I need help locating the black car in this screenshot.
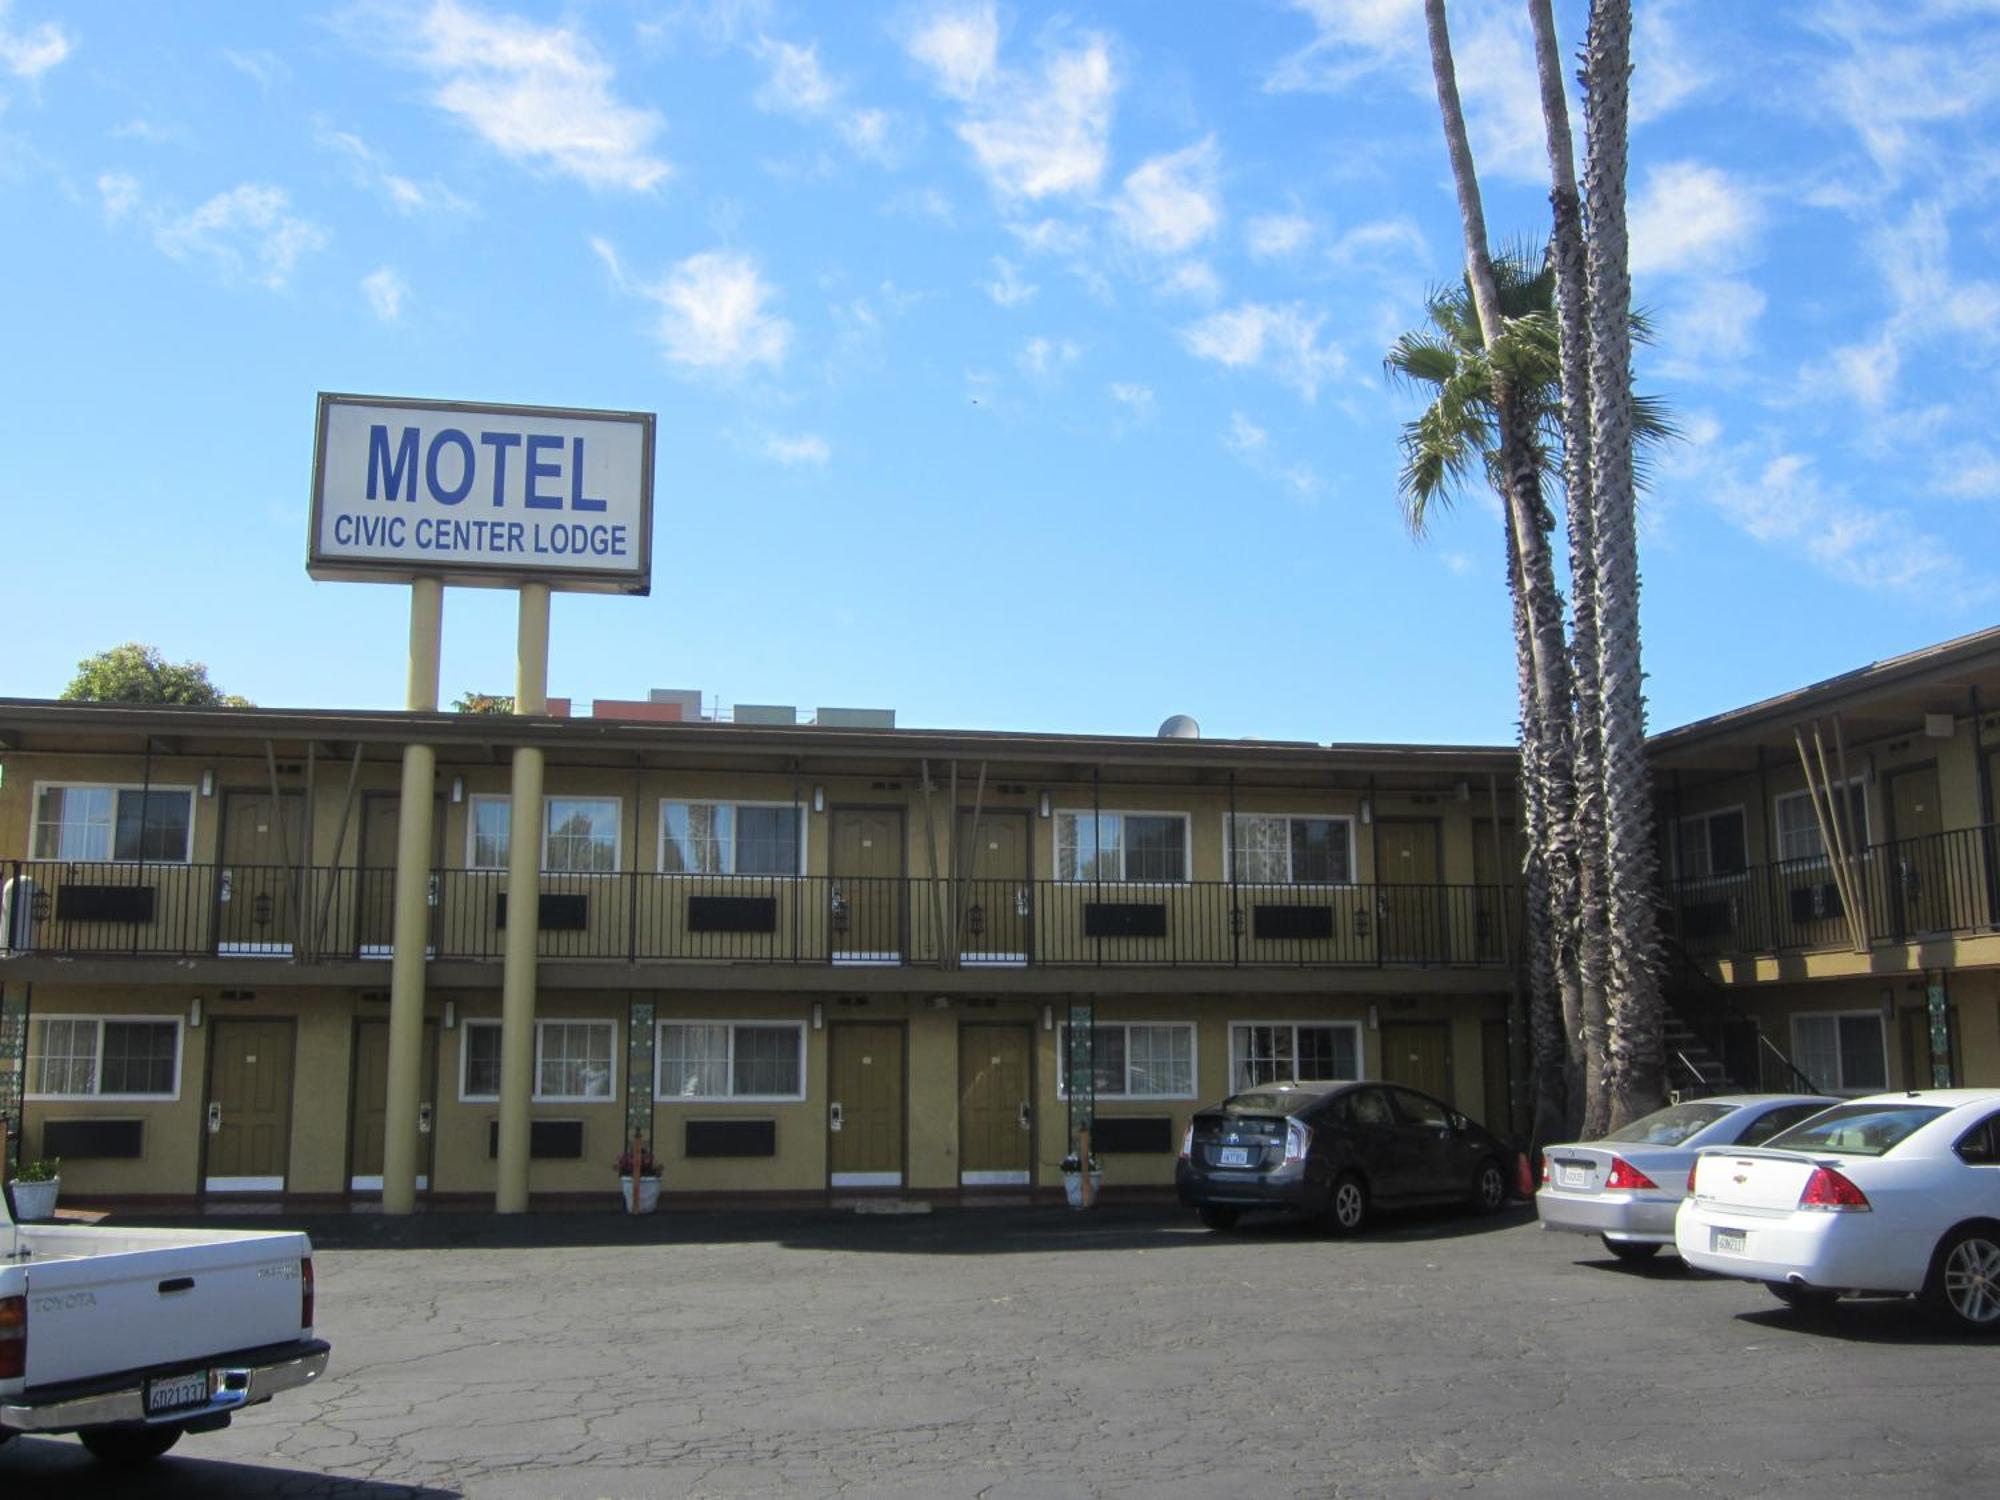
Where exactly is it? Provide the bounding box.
[1175,1079,1513,1232]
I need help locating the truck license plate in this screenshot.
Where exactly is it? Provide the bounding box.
[1712,1228,1747,1255]
[1218,1147,1250,1167]
[145,1369,211,1416]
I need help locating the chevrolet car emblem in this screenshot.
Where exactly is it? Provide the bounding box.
[1732,1174,1747,1184]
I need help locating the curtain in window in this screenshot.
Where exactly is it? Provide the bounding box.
[660,1023,729,1097]
[731,1026,800,1095]
[1230,815,1289,883]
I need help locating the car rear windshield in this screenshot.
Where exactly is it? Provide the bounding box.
[1601,1102,1737,1147]
[1764,1103,1948,1158]
[1227,1091,1315,1114]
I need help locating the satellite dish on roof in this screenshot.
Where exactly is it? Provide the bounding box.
[1158,714,1201,740]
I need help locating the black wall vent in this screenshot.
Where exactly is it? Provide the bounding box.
[487,1119,586,1159]
[1253,904,1334,941]
[494,893,591,931]
[1091,1116,1174,1154]
[1083,903,1168,939]
[685,1119,778,1158]
[57,884,156,924]
[687,896,779,934]
[42,1118,145,1159]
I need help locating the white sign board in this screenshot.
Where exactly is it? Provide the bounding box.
[309,393,655,595]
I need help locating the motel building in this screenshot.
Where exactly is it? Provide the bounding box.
[3,625,2000,1209]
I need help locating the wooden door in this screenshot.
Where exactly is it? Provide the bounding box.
[958,809,1030,963]
[1480,1018,1512,1134]
[349,1020,439,1191]
[1376,819,1442,962]
[1901,1004,1960,1089]
[356,794,444,955]
[1885,764,1948,936]
[1380,1021,1454,1103]
[218,789,305,954]
[829,1023,905,1186]
[830,809,905,959]
[958,1024,1032,1184]
[205,1020,295,1191]
[1471,819,1517,963]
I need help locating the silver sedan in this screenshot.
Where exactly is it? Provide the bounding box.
[1536,1094,1835,1262]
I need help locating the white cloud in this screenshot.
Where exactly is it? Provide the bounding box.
[1224,410,1267,454]
[1328,216,1428,268]
[113,118,188,145]
[0,5,71,79]
[1017,334,1080,378]
[1659,276,1767,369]
[905,3,998,102]
[1182,302,1347,402]
[1007,216,1089,257]
[1935,443,2000,501]
[362,265,409,322]
[1114,136,1220,255]
[1109,381,1155,421]
[318,125,475,217]
[1632,1,1712,125]
[153,184,328,290]
[97,171,139,223]
[1222,408,1321,504]
[1629,161,1762,277]
[1441,551,1475,576]
[400,0,669,191]
[593,240,791,373]
[222,48,289,92]
[984,256,1037,307]
[1265,0,1420,92]
[1159,260,1221,300]
[1807,3,2000,184]
[1246,212,1312,260]
[754,36,837,115]
[766,432,830,466]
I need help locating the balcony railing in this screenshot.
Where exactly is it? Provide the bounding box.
[1670,823,2000,962]
[0,861,1513,970]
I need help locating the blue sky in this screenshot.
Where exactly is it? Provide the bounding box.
[2,0,1997,745]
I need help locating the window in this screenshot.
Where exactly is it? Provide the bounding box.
[1226,814,1354,884]
[1675,808,1747,879]
[1737,1101,1830,1148]
[1055,1023,1195,1098]
[460,1019,618,1102]
[1791,1012,1888,1095]
[32,784,194,863]
[1391,1088,1449,1128]
[1054,812,1188,882]
[656,1022,805,1100]
[27,1016,181,1099]
[660,802,804,876]
[466,797,622,872]
[1767,1102,1944,1157]
[1775,784,1868,865]
[1230,1022,1362,1091]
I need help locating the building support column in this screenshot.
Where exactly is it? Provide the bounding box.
[383,577,443,1215]
[496,584,551,1213]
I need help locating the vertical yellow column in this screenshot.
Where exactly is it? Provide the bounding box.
[383,577,444,1215]
[495,583,551,1213]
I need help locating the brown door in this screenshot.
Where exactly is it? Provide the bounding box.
[1900,1004,1960,1089]
[830,808,905,959]
[349,1019,439,1191]
[205,1020,295,1191]
[1471,819,1517,963]
[218,789,306,953]
[1376,819,1443,962]
[829,1023,905,1186]
[1885,764,1948,936]
[1380,1021,1454,1103]
[957,809,1030,963]
[356,794,445,955]
[1480,1017,1512,1134]
[958,1024,1032,1183]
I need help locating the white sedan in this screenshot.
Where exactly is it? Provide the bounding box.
[1677,1089,2000,1331]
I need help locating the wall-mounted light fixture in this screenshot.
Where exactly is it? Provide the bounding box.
[450,775,465,804]
[811,1000,824,1030]
[1359,798,1373,825]
[1038,791,1052,819]
[199,770,216,798]
[443,999,457,1030]
[1042,1003,1055,1032]
[813,785,825,814]
[188,995,204,1029]
[1366,1003,1379,1030]
[1455,780,1471,802]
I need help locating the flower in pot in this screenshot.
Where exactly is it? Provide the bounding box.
[1058,1152,1102,1210]
[8,1156,61,1222]
[616,1146,662,1214]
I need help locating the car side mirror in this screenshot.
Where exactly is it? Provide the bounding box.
[1449,1113,1468,1133]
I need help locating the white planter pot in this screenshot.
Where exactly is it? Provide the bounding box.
[9,1177,60,1222]
[1061,1171,1103,1210]
[620,1175,661,1214]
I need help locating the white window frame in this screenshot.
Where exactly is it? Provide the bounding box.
[1221,812,1357,886]
[653,1020,808,1103]
[1790,1010,1889,1097]
[1054,1021,1198,1100]
[1228,1020,1366,1093]
[1051,810,1193,884]
[1773,782,1869,866]
[457,1018,620,1103]
[656,800,809,877]
[28,781,197,864]
[25,1014,185,1101]
[464,795,625,873]
[1674,804,1748,881]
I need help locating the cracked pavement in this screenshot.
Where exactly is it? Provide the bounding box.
[2,1202,1995,1497]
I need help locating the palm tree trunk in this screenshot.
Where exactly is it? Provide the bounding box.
[1581,0,1665,1128]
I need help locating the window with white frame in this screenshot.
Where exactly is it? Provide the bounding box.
[1676,807,1748,879]
[1056,1023,1195,1098]
[1791,1012,1888,1095]
[656,1022,806,1100]
[1226,814,1354,884]
[1230,1022,1362,1091]
[32,784,194,863]
[1774,784,1868,865]
[466,797,622,872]
[459,1019,617,1102]
[1054,812,1188,882]
[659,802,804,876]
[27,1016,182,1098]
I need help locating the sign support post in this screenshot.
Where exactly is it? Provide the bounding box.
[382,577,443,1215]
[495,582,551,1214]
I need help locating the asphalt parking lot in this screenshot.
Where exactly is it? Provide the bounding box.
[4,1200,1995,1498]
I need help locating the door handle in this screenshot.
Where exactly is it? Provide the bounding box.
[1018,1101,1032,1131]
[418,1103,434,1135]
[219,868,234,903]
[829,1101,844,1132]
[207,1102,223,1134]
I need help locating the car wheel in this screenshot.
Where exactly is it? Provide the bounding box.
[1766,1281,1840,1312]
[1470,1157,1508,1214]
[1324,1173,1370,1236]
[1923,1226,2000,1334]
[1601,1237,1662,1263]
[80,1425,184,1465]
[1198,1206,1240,1231]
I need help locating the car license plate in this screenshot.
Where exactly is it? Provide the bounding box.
[1218,1147,1250,1167]
[1557,1165,1590,1189]
[145,1369,210,1416]
[1712,1228,1747,1255]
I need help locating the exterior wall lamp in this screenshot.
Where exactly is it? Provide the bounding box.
[450,775,465,804]
[443,1000,457,1030]
[1038,792,1051,819]
[188,995,204,1029]
[813,785,825,813]
[811,1001,824,1030]
[199,770,215,798]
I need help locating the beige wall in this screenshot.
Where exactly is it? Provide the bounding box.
[1736,969,2000,1093]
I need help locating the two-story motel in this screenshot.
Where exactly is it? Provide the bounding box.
[5,624,2000,1208]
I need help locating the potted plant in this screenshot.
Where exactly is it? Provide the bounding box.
[616,1145,662,1214]
[9,1156,61,1221]
[1058,1151,1101,1210]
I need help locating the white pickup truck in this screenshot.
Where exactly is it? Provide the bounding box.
[0,1180,330,1465]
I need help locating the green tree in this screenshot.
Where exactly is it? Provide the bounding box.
[452,692,516,714]
[61,643,251,707]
